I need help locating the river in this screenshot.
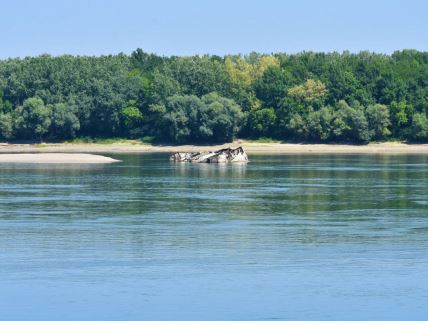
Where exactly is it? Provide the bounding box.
[1,153,427,321]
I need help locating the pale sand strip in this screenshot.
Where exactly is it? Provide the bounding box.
[0,142,428,155]
[0,153,120,164]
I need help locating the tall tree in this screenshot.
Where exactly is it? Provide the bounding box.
[14,97,52,140]
[365,104,391,140]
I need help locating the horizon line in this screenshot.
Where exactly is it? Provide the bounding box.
[0,48,426,60]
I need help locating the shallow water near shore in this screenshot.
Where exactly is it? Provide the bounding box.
[1,153,427,321]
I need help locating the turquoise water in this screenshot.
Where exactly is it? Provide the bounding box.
[0,153,427,321]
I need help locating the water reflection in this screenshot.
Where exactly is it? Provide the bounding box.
[172,161,247,178]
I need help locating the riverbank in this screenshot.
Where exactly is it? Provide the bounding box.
[0,141,428,154]
[0,153,120,163]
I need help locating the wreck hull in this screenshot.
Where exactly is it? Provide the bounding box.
[170,147,248,163]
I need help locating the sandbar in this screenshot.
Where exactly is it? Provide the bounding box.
[0,153,120,164]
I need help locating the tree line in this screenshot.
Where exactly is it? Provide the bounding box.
[0,49,427,143]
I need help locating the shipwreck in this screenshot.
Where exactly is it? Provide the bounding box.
[170,147,249,163]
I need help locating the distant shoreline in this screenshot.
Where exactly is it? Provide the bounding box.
[1,141,428,155]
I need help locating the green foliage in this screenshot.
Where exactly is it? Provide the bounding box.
[199,92,244,142]
[248,108,276,137]
[365,104,391,140]
[288,79,327,106]
[306,107,334,141]
[390,101,413,136]
[147,70,181,104]
[0,49,427,143]
[245,137,281,143]
[409,113,428,142]
[141,136,155,144]
[0,113,13,140]
[158,95,202,143]
[254,65,290,109]
[120,100,143,137]
[0,98,13,113]
[286,107,335,142]
[158,93,243,144]
[324,64,368,105]
[67,137,146,144]
[50,102,80,139]
[332,101,370,143]
[287,113,309,140]
[14,97,52,140]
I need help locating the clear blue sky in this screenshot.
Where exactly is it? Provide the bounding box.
[1,0,427,58]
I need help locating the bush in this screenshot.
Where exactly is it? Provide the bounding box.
[332,101,370,143]
[365,104,391,140]
[0,113,13,140]
[248,108,276,137]
[408,113,428,142]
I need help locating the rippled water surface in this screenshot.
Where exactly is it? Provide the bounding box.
[1,153,428,321]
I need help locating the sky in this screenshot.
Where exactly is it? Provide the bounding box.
[0,0,427,58]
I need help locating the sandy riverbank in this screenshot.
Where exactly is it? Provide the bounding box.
[0,141,428,155]
[0,153,120,163]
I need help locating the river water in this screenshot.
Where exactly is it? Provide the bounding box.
[0,153,427,321]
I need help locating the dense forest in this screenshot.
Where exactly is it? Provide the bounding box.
[0,49,427,143]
